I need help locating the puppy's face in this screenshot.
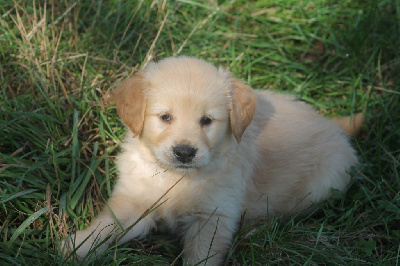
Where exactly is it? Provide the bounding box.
[113,57,257,172]
[142,70,231,170]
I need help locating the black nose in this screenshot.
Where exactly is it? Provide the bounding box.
[173,145,197,163]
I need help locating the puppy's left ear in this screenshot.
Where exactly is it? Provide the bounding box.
[112,73,147,137]
[230,78,257,143]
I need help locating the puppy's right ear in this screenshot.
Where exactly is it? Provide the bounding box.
[230,78,257,143]
[112,73,147,137]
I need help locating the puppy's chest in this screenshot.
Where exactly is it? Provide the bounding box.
[126,171,231,217]
[118,151,246,218]
[150,175,246,221]
[150,175,213,215]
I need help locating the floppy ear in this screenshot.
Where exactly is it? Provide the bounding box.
[230,78,257,143]
[112,73,147,137]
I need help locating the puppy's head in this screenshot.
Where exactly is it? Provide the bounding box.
[113,57,257,171]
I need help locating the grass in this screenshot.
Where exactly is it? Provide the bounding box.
[0,0,399,264]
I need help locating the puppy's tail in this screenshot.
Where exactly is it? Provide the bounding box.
[332,111,365,136]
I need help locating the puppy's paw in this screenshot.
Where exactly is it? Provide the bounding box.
[60,229,108,260]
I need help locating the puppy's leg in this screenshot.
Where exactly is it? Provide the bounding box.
[64,194,155,259]
[181,214,238,265]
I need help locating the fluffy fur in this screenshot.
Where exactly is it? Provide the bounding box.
[63,57,359,265]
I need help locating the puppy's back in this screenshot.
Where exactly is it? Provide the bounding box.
[241,91,357,218]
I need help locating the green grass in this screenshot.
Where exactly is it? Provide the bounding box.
[1,0,399,264]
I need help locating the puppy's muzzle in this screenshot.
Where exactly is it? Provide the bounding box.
[173,145,197,164]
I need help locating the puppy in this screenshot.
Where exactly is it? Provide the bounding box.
[63,57,359,265]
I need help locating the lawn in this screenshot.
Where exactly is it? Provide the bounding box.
[1,0,399,265]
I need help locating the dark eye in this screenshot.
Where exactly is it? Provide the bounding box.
[160,114,171,122]
[200,116,212,126]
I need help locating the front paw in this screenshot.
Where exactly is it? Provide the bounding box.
[61,229,109,260]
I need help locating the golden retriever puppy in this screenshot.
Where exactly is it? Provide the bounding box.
[64,57,359,265]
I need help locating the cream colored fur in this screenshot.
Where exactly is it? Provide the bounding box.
[63,57,358,265]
